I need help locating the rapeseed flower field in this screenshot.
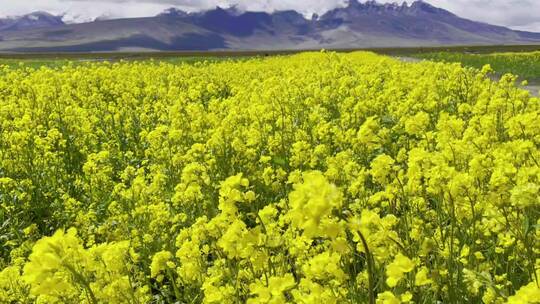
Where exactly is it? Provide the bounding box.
[0,52,538,303]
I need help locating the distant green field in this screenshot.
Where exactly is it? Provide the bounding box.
[412,51,540,80]
[2,44,540,70]
[0,56,248,70]
[0,59,72,69]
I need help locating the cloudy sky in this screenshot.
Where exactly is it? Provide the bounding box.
[1,0,539,32]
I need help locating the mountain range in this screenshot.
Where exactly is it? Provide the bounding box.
[1,0,540,52]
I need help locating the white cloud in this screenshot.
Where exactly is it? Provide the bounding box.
[0,0,539,32]
[0,1,175,21]
[513,22,540,32]
[428,0,540,32]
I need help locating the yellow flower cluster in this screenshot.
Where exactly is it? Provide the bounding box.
[0,51,538,303]
[22,229,149,303]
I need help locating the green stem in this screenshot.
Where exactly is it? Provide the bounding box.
[167,268,182,301]
[358,230,376,304]
[64,263,98,304]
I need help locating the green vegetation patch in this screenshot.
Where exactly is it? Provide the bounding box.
[412,51,540,80]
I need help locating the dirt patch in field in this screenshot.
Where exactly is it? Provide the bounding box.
[522,81,540,96]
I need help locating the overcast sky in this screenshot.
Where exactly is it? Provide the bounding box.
[1,0,539,32]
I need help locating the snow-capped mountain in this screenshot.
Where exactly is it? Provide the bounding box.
[1,1,539,52]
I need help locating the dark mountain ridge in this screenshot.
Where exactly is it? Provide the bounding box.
[0,11,64,32]
[1,0,539,52]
